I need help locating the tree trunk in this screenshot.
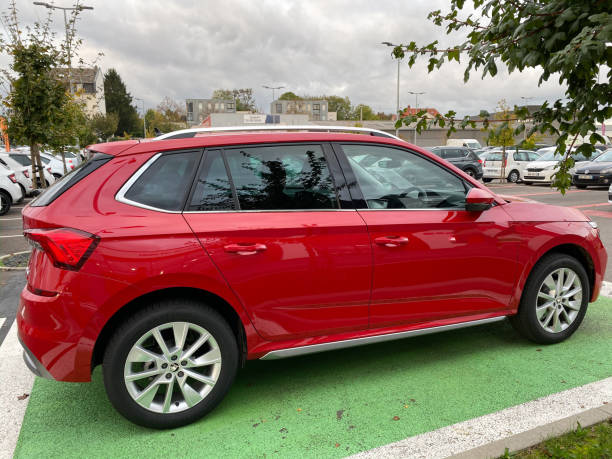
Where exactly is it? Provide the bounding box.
[31,143,47,189]
[501,145,507,183]
[61,151,67,174]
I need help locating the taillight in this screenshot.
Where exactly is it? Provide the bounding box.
[46,167,52,172]
[8,173,17,183]
[478,159,483,164]
[70,164,75,170]
[504,158,508,167]
[23,169,30,178]
[23,228,99,271]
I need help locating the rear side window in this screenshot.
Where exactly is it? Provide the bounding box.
[8,154,30,166]
[30,153,113,207]
[122,151,199,211]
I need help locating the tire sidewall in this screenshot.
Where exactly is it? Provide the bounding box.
[103,302,239,429]
[508,170,519,183]
[0,190,11,215]
[520,255,589,344]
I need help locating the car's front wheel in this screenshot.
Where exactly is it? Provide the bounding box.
[103,300,239,428]
[0,190,11,215]
[509,254,589,344]
[507,170,520,183]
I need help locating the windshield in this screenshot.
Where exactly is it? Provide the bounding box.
[537,151,589,162]
[594,150,612,162]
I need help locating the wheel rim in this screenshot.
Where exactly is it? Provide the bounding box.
[536,268,582,333]
[124,322,222,414]
[466,170,474,177]
[509,171,518,182]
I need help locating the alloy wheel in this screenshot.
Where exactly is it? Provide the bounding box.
[535,267,582,333]
[508,171,519,183]
[123,322,222,414]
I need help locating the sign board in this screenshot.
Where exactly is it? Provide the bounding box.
[243,114,266,124]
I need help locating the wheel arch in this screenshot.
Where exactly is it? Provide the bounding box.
[91,287,249,372]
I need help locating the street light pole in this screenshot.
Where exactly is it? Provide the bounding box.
[33,2,94,94]
[262,85,285,124]
[407,91,425,145]
[520,96,535,140]
[382,42,401,137]
[135,98,146,138]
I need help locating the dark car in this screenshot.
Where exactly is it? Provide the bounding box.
[572,149,612,188]
[429,146,483,179]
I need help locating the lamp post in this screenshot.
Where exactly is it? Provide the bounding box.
[407,91,426,145]
[135,98,146,138]
[33,2,94,93]
[520,96,535,140]
[262,85,285,124]
[381,42,401,137]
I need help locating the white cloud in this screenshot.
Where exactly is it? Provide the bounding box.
[4,0,568,116]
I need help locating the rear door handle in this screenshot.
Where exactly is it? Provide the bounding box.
[374,236,409,247]
[224,243,267,255]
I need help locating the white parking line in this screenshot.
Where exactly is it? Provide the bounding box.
[0,218,23,221]
[0,320,35,459]
[350,378,612,459]
[0,235,23,238]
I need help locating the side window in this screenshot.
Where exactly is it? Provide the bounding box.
[189,151,235,211]
[342,144,469,210]
[123,151,199,211]
[224,145,339,210]
[444,149,461,159]
[528,152,539,161]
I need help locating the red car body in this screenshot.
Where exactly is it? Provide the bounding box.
[18,133,606,382]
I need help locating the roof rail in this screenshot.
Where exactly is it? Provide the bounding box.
[153,125,401,141]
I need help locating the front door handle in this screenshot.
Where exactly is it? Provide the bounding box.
[374,236,409,247]
[224,243,267,255]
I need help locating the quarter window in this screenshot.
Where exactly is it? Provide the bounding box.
[342,144,469,210]
[123,151,199,211]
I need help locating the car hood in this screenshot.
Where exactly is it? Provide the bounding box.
[574,161,612,174]
[527,161,558,169]
[502,201,589,222]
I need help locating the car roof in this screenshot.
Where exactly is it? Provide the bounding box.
[89,132,416,157]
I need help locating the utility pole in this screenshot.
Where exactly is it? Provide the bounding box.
[33,2,94,94]
[262,85,285,124]
[382,42,401,137]
[135,98,146,138]
[407,91,425,145]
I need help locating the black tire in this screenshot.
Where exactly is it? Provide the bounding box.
[507,170,520,183]
[464,168,476,177]
[0,190,11,215]
[509,254,589,344]
[576,185,587,189]
[103,299,239,429]
[53,173,62,179]
[524,181,533,185]
[18,183,26,197]
[482,178,493,183]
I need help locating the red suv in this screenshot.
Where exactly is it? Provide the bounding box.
[18,129,606,428]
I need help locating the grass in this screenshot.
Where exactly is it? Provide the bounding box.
[501,419,612,458]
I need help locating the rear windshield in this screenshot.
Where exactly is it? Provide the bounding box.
[30,152,112,207]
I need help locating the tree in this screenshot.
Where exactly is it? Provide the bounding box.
[279,91,302,100]
[486,99,516,181]
[157,96,186,122]
[144,108,177,135]
[0,1,80,188]
[324,95,353,120]
[352,104,379,121]
[104,68,139,136]
[90,112,119,141]
[212,88,256,111]
[392,0,612,192]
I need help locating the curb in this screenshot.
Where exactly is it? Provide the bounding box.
[0,251,29,271]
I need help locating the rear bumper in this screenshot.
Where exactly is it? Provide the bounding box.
[19,334,54,379]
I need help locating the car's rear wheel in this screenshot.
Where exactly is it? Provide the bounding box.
[507,170,520,183]
[509,254,589,344]
[0,190,11,215]
[103,300,239,428]
[464,168,476,178]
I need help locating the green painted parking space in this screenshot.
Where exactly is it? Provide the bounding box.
[14,298,612,458]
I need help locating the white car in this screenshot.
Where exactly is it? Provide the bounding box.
[482,149,541,183]
[0,155,33,196]
[40,151,76,178]
[2,151,56,187]
[523,150,591,185]
[0,163,24,215]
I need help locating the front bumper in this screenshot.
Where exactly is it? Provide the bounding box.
[573,173,612,187]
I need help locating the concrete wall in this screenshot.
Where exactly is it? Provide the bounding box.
[209,113,309,126]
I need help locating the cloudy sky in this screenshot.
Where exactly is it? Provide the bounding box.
[5,0,570,117]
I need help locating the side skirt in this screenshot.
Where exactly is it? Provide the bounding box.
[259,316,507,360]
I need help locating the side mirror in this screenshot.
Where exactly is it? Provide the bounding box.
[465,188,494,212]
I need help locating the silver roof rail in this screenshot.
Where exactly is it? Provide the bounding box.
[153,125,401,141]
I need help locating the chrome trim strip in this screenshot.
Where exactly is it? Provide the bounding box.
[183,209,356,214]
[154,125,401,141]
[259,316,507,360]
[115,153,182,214]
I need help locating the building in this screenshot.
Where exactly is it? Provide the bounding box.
[52,66,106,116]
[200,112,309,127]
[186,98,237,126]
[271,99,329,121]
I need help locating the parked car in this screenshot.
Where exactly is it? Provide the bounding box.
[0,163,23,215]
[523,150,594,185]
[19,129,606,429]
[0,155,33,196]
[572,149,612,188]
[482,149,540,183]
[429,146,483,179]
[3,151,56,187]
[41,151,76,178]
[446,138,482,149]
